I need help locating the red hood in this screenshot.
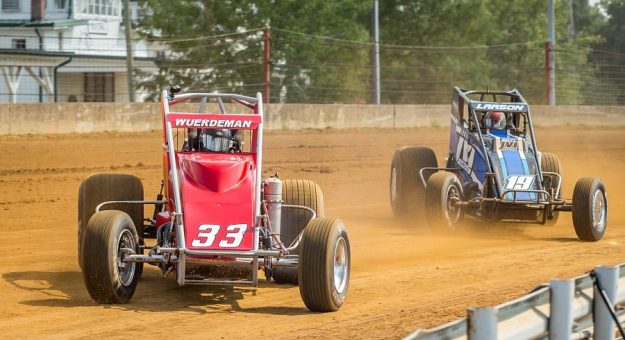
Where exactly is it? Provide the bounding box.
[180,153,250,192]
[177,153,257,251]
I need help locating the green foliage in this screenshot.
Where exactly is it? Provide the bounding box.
[588,0,625,104]
[256,1,372,103]
[135,0,624,105]
[136,0,371,103]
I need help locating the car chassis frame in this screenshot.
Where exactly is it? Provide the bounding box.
[93,91,315,287]
[421,87,571,224]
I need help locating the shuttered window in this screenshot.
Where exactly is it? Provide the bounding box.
[2,0,20,11]
[84,73,115,102]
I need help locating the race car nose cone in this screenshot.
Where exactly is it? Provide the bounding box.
[180,154,250,192]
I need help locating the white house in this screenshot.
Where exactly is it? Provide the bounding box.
[0,0,159,102]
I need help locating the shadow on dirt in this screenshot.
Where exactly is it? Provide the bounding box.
[2,270,309,316]
[382,215,582,243]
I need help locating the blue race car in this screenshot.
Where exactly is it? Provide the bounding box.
[390,87,607,241]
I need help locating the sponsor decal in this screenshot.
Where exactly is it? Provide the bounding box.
[474,103,527,111]
[175,118,253,128]
[499,139,519,150]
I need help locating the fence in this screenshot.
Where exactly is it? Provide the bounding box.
[405,264,625,339]
[2,28,625,105]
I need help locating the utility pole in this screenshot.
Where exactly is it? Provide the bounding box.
[123,0,135,102]
[547,0,556,105]
[568,0,575,40]
[263,27,271,104]
[373,0,381,104]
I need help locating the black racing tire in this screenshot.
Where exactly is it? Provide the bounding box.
[299,218,350,312]
[541,152,562,225]
[572,177,607,241]
[274,180,324,285]
[425,172,463,229]
[81,210,141,303]
[281,179,324,248]
[390,147,438,218]
[78,174,144,269]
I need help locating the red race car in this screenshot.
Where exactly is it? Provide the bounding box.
[77,87,350,312]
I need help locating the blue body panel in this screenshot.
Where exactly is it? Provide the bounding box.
[449,118,540,202]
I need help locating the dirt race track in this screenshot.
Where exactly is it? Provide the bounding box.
[1,127,624,339]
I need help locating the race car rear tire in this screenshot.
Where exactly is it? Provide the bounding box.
[299,218,350,312]
[572,177,607,241]
[81,210,141,303]
[78,174,144,270]
[425,172,463,229]
[390,146,438,218]
[273,180,324,285]
[541,152,562,225]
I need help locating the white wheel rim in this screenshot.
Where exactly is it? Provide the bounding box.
[117,229,137,287]
[445,184,462,226]
[333,237,349,294]
[391,167,398,203]
[592,189,606,233]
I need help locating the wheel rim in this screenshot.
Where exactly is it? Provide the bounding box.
[390,167,398,204]
[592,189,606,233]
[333,237,349,294]
[117,229,137,287]
[445,184,462,226]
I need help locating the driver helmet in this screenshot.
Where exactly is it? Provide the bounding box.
[200,129,239,152]
[486,111,506,130]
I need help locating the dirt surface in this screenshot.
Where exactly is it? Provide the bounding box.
[1,127,624,339]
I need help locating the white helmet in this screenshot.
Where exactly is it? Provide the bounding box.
[200,129,238,152]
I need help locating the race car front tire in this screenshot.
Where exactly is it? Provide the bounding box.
[390,146,438,218]
[299,217,350,312]
[425,172,463,229]
[81,210,141,304]
[572,177,607,241]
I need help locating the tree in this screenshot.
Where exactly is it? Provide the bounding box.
[136,0,265,101]
[589,0,625,104]
[377,0,494,103]
[136,0,609,104]
[136,0,371,103]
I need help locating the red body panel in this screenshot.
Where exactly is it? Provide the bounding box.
[177,153,257,251]
[155,211,170,229]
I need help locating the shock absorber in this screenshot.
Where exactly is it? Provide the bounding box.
[263,175,283,245]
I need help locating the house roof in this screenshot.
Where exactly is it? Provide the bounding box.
[0,48,156,62]
[0,19,89,28]
[0,48,74,57]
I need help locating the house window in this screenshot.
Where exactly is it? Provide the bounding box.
[78,0,120,16]
[84,73,115,102]
[11,39,26,49]
[54,0,67,10]
[2,0,20,11]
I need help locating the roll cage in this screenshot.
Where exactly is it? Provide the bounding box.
[448,87,549,201]
[159,89,268,286]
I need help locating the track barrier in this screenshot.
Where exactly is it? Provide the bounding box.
[405,264,625,340]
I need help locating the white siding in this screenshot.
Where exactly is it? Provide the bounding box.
[0,0,30,20]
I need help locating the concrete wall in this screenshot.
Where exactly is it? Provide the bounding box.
[1,103,625,135]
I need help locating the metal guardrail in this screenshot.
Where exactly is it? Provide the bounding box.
[405,263,625,340]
